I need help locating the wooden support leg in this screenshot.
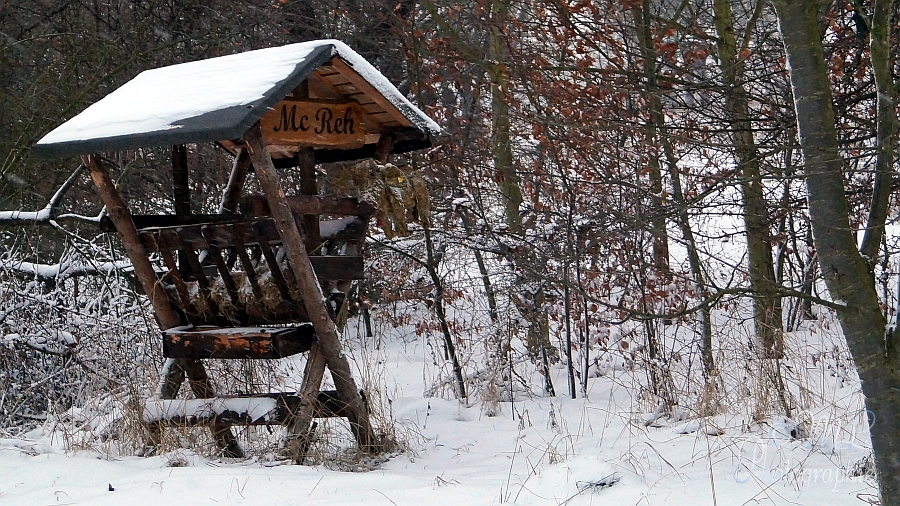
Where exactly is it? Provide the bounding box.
[284,344,327,462]
[83,154,242,458]
[181,359,244,458]
[145,358,186,454]
[244,125,377,455]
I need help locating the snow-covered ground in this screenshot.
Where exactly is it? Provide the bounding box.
[0,314,878,505]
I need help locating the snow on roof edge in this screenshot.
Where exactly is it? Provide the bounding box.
[327,40,441,135]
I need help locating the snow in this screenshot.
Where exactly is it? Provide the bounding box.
[319,216,356,238]
[0,207,51,222]
[0,259,132,280]
[0,315,879,506]
[35,40,438,151]
[143,398,278,424]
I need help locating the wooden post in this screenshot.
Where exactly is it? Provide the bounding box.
[298,148,321,251]
[284,343,327,459]
[243,124,377,455]
[83,154,242,458]
[172,144,191,219]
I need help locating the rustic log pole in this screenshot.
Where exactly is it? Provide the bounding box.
[243,125,377,454]
[284,343,327,460]
[85,154,183,327]
[83,154,242,458]
[219,148,251,214]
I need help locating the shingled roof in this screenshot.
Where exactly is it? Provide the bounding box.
[34,40,440,161]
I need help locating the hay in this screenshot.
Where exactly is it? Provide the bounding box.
[180,256,297,321]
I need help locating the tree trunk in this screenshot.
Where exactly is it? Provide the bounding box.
[489,0,555,360]
[859,0,896,262]
[713,0,782,358]
[771,2,899,503]
[631,0,672,280]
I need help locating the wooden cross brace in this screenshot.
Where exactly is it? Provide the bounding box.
[243,124,377,457]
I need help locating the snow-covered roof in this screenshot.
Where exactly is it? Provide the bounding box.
[34,40,440,158]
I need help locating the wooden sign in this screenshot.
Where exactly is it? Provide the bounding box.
[260,100,366,148]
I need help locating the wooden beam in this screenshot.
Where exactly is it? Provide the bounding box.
[240,194,376,218]
[298,147,320,251]
[243,124,376,455]
[136,219,368,257]
[375,133,395,163]
[144,390,363,426]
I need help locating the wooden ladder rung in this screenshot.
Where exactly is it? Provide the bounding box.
[163,324,317,359]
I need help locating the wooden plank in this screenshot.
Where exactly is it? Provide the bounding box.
[329,58,415,129]
[138,218,368,253]
[308,256,364,280]
[230,223,264,301]
[158,247,197,316]
[298,148,320,252]
[219,148,251,214]
[163,324,317,360]
[259,100,366,148]
[240,195,376,218]
[254,222,295,301]
[322,74,352,86]
[101,214,243,232]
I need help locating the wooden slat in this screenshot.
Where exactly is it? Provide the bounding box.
[164,230,210,290]
[172,144,191,219]
[101,214,243,232]
[201,226,240,306]
[200,255,364,281]
[139,217,368,253]
[163,324,317,359]
[159,247,197,316]
[335,84,361,95]
[231,223,264,301]
[322,74,352,86]
[254,222,295,301]
[309,256,364,280]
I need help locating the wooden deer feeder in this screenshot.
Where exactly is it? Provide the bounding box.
[34,40,439,459]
